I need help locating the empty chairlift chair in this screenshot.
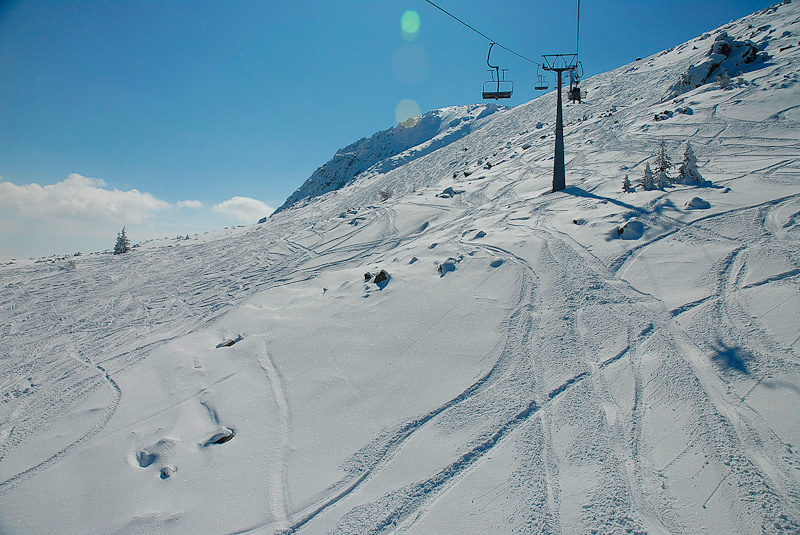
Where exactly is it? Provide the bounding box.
[533,65,550,91]
[482,43,513,100]
[534,66,549,91]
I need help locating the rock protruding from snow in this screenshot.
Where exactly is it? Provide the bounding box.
[216,335,243,348]
[273,104,503,213]
[203,427,235,446]
[373,269,390,287]
[437,257,462,277]
[668,31,767,98]
[159,466,177,479]
[436,187,465,199]
[365,269,391,288]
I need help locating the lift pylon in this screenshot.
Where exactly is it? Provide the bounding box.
[541,54,579,192]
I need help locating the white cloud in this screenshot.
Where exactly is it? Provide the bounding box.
[212,196,273,223]
[176,200,203,209]
[0,175,275,258]
[0,173,170,223]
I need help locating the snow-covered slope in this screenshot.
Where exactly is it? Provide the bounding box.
[2,2,800,534]
[273,104,505,213]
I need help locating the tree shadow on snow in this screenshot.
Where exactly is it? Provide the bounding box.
[710,340,754,374]
[563,186,648,215]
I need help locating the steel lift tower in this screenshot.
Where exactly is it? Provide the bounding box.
[541,54,578,193]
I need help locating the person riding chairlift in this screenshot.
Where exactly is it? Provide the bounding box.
[569,82,582,103]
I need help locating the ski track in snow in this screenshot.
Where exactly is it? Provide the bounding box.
[258,342,292,531]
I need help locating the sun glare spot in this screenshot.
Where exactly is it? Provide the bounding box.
[401,10,420,41]
[395,99,421,125]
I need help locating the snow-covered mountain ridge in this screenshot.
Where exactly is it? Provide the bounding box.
[273,104,504,213]
[1,2,800,534]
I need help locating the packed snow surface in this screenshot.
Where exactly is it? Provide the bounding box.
[2,3,800,534]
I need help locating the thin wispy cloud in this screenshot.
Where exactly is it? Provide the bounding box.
[176,200,203,209]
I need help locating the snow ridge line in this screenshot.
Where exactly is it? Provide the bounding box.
[740,267,800,289]
[547,370,591,400]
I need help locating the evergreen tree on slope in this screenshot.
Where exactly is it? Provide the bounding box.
[654,140,673,189]
[114,227,131,255]
[677,141,704,185]
[641,162,656,191]
[622,174,632,193]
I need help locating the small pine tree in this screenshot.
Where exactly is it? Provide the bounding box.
[655,140,673,182]
[114,227,131,255]
[641,163,655,191]
[717,70,731,90]
[622,174,632,193]
[655,168,670,189]
[677,141,704,184]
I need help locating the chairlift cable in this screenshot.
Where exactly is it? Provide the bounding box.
[422,0,541,66]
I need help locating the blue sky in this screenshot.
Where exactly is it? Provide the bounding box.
[0,0,772,258]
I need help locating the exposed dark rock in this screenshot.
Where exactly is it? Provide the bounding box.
[216,335,243,348]
[373,270,390,287]
[203,427,235,446]
[160,466,177,479]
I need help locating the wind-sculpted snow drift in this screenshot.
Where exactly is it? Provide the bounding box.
[2,2,800,534]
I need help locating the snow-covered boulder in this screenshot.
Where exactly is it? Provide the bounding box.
[616,219,646,240]
[684,197,711,209]
[437,187,465,198]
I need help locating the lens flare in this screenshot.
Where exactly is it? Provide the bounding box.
[401,10,420,41]
[395,99,421,125]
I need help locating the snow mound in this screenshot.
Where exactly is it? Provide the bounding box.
[616,219,646,240]
[684,196,711,209]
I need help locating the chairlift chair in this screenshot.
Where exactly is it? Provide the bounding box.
[482,43,513,100]
[568,61,585,102]
[534,65,549,91]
